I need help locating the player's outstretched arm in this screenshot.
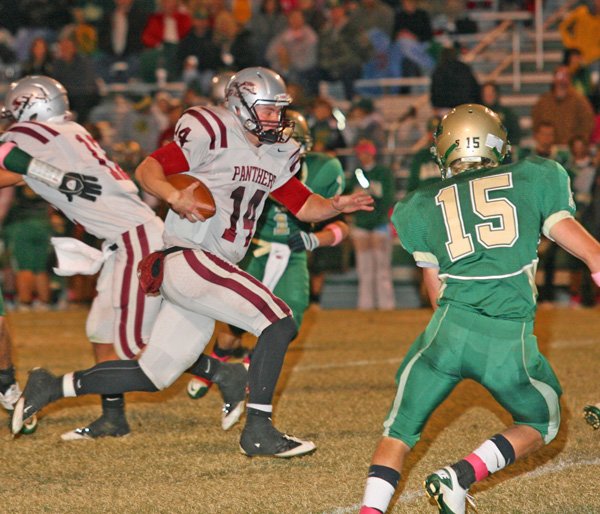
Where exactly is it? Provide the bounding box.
[135,156,206,222]
[295,191,374,223]
[550,217,600,274]
[0,142,101,201]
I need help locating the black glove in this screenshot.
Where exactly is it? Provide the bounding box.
[287,231,320,252]
[58,173,102,202]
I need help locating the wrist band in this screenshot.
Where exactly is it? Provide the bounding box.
[592,271,600,287]
[27,158,65,188]
[325,222,344,246]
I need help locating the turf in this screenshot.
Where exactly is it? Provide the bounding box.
[2,307,600,513]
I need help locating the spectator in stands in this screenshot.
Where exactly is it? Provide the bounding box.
[247,0,287,66]
[347,139,396,311]
[64,5,98,56]
[344,97,386,159]
[157,98,184,148]
[141,0,192,82]
[318,0,372,100]
[212,10,258,70]
[564,48,593,99]
[559,0,600,87]
[430,45,480,116]
[349,0,395,39]
[177,9,221,95]
[266,9,320,97]
[51,32,100,124]
[531,65,595,146]
[298,0,327,32]
[481,81,522,147]
[309,96,346,154]
[116,95,163,157]
[20,37,54,78]
[96,0,148,83]
[393,0,435,76]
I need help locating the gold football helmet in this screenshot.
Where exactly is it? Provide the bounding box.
[433,104,508,179]
[285,109,313,153]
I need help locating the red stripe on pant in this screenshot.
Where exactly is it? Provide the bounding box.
[183,250,290,324]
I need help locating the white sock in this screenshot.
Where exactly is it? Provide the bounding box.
[361,477,395,513]
[247,403,272,414]
[472,439,507,474]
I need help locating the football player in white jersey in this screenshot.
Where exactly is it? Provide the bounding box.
[0,75,169,440]
[0,138,100,433]
[13,67,374,458]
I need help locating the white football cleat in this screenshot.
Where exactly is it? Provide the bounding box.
[424,466,475,514]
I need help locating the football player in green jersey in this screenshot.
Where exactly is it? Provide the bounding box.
[186,109,349,403]
[360,104,600,514]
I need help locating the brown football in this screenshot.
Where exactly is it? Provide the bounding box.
[166,174,216,219]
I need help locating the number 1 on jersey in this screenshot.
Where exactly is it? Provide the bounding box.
[436,173,519,261]
[222,186,266,247]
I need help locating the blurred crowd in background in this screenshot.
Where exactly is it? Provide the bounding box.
[1,0,600,312]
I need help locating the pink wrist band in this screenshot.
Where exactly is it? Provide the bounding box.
[325,223,344,246]
[0,142,16,169]
[592,271,600,287]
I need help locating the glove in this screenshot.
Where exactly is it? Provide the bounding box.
[287,231,319,252]
[59,173,102,202]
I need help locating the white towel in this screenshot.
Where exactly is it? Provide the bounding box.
[261,242,291,290]
[51,237,114,276]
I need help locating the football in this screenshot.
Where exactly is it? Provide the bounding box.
[166,174,216,219]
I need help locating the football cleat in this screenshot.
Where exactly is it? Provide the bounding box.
[212,363,247,431]
[11,368,62,435]
[240,419,316,458]
[61,414,131,441]
[424,467,475,514]
[187,376,212,399]
[584,405,600,430]
[1,383,38,435]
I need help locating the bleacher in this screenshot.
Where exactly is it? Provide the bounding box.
[319,0,580,309]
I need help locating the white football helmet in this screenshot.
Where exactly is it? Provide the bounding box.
[225,67,292,144]
[210,71,236,105]
[433,103,508,179]
[2,75,71,123]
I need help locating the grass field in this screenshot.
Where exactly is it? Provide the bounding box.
[2,306,600,514]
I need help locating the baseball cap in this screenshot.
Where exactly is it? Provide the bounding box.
[354,140,377,156]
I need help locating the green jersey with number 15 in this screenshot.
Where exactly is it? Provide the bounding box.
[392,156,576,321]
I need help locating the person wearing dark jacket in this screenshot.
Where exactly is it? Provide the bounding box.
[430,45,481,114]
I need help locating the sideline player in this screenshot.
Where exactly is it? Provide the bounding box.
[1,76,245,440]
[359,104,600,513]
[13,67,373,457]
[0,137,97,432]
[187,109,349,399]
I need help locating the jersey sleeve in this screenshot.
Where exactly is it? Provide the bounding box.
[170,108,219,172]
[536,159,576,238]
[312,157,345,199]
[392,192,439,268]
[271,146,303,191]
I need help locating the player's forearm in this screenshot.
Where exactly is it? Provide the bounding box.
[135,156,179,204]
[296,191,373,222]
[0,142,66,188]
[550,217,600,273]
